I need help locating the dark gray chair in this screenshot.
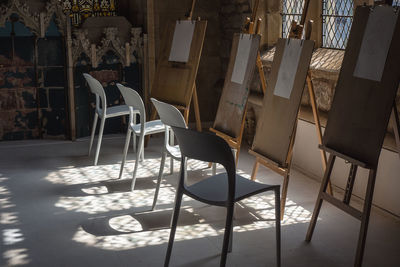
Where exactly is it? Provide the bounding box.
[165,127,281,267]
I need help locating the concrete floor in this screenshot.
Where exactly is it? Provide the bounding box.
[0,134,399,267]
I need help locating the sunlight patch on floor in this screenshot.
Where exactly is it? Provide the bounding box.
[45,158,314,251]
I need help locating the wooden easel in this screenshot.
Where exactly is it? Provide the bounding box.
[148,0,202,132]
[209,0,266,164]
[305,4,400,267]
[391,103,400,159]
[250,0,332,220]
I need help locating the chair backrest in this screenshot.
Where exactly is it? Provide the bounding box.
[117,83,145,126]
[150,98,187,128]
[83,73,107,115]
[171,126,236,201]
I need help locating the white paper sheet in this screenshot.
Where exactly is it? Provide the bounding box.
[353,6,398,82]
[168,20,196,63]
[231,34,252,84]
[274,38,303,99]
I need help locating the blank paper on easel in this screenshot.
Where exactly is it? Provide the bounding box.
[273,38,303,99]
[353,6,398,82]
[231,34,252,84]
[168,21,196,63]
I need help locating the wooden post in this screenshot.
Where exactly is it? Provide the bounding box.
[66,14,76,141]
[143,34,150,112]
[147,0,156,100]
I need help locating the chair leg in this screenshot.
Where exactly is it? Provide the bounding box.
[220,204,234,267]
[88,113,98,156]
[132,114,137,153]
[119,129,132,179]
[164,190,183,267]
[131,134,144,191]
[132,135,136,153]
[228,205,234,253]
[275,188,281,267]
[169,130,174,175]
[93,117,105,166]
[140,140,145,162]
[152,151,167,210]
[212,163,217,175]
[170,157,174,175]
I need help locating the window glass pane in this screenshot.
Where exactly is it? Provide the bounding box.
[322,0,353,49]
[282,0,305,38]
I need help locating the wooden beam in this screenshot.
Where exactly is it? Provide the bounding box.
[66,14,76,141]
[147,0,156,101]
[321,192,363,220]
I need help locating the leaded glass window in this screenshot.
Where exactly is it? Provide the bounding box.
[61,0,117,27]
[322,0,353,49]
[282,0,305,38]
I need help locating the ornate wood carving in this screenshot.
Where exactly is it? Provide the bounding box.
[71,29,91,63]
[0,0,67,36]
[0,0,40,34]
[71,26,142,67]
[43,0,67,34]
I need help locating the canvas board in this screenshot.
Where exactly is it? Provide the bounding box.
[250,38,314,166]
[322,6,400,168]
[231,33,253,84]
[353,6,398,82]
[168,21,196,63]
[274,38,303,99]
[213,34,260,139]
[151,20,207,107]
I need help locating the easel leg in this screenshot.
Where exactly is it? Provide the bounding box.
[256,52,267,94]
[235,105,247,166]
[306,74,333,196]
[391,103,400,159]
[280,171,290,220]
[354,169,377,267]
[184,108,190,125]
[306,154,336,242]
[192,85,202,132]
[250,160,260,181]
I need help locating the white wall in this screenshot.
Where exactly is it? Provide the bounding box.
[292,119,400,217]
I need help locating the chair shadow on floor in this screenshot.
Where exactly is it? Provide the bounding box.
[57,174,168,197]
[81,208,202,236]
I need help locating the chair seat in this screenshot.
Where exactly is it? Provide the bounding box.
[185,173,279,206]
[166,144,181,159]
[131,120,165,135]
[102,105,133,118]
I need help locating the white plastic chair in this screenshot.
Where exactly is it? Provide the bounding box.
[117,84,165,191]
[150,98,187,210]
[83,73,136,166]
